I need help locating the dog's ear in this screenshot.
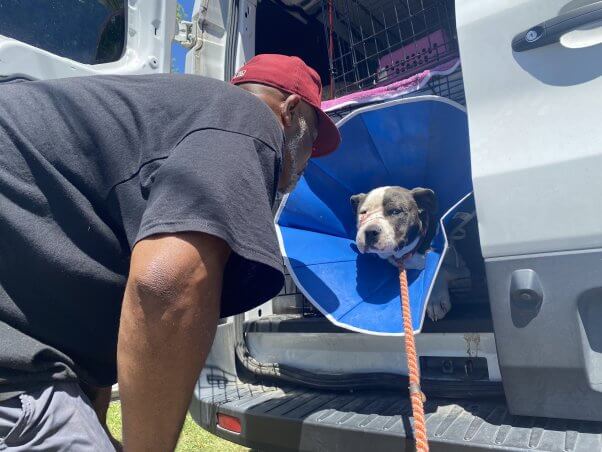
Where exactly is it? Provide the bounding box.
[411,188,437,215]
[350,193,367,214]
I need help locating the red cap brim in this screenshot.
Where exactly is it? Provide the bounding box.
[312,109,341,157]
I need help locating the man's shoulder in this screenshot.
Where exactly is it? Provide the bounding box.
[106,73,240,94]
[26,73,228,93]
[15,73,283,152]
[19,73,267,115]
[167,75,284,152]
[134,74,283,153]
[108,74,273,118]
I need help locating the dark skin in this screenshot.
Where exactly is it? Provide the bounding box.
[237,83,318,190]
[81,83,319,452]
[118,232,229,452]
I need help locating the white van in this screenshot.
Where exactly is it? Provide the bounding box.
[3,1,602,451]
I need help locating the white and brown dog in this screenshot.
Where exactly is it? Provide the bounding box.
[351,186,452,321]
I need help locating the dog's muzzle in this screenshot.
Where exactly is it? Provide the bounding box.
[358,211,385,228]
[356,211,388,253]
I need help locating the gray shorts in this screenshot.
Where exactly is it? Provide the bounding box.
[0,382,115,451]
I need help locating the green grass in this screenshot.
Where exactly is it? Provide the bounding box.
[107,402,249,452]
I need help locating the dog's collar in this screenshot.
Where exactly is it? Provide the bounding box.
[391,214,430,263]
[392,236,421,260]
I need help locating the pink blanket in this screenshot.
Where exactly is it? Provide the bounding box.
[378,29,449,83]
[322,58,460,112]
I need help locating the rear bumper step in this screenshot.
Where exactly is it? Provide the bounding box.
[194,382,602,452]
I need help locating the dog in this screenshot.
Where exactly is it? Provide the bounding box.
[350,186,452,321]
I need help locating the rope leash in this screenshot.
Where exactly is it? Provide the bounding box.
[399,267,429,452]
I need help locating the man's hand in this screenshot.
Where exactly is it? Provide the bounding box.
[118,232,230,452]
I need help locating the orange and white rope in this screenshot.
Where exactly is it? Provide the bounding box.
[399,268,429,452]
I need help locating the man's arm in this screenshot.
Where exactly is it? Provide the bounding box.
[118,232,230,452]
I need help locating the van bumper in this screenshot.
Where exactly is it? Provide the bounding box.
[191,379,602,452]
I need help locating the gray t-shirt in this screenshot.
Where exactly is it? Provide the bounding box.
[0,74,285,388]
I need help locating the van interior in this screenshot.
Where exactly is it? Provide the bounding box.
[239,0,495,392]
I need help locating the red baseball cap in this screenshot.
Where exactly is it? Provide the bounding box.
[231,54,341,157]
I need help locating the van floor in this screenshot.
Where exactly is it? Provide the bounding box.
[247,301,493,334]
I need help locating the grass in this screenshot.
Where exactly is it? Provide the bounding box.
[107,402,249,452]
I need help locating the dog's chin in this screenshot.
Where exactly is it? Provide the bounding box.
[362,244,398,258]
[355,237,391,255]
[361,239,420,261]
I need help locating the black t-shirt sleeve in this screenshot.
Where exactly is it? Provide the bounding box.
[134,129,284,317]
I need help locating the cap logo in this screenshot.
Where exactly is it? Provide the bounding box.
[232,69,246,79]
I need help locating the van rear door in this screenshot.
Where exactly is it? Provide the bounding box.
[456,0,602,421]
[0,0,176,81]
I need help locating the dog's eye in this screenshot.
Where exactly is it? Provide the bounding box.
[388,209,402,215]
[360,210,367,215]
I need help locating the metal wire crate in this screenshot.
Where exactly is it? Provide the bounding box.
[273,267,323,317]
[272,0,465,319]
[320,0,460,100]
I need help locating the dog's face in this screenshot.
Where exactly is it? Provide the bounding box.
[351,186,437,258]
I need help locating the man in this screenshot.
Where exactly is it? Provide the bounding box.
[0,54,340,451]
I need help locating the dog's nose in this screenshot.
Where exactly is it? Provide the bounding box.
[364,226,380,246]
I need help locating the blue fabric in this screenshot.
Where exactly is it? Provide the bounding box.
[277,98,472,335]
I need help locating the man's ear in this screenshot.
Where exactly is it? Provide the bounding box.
[350,193,367,215]
[281,94,301,127]
[411,188,437,215]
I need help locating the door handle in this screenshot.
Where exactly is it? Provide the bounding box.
[512,1,602,52]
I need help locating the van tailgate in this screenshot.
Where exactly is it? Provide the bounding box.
[192,381,602,452]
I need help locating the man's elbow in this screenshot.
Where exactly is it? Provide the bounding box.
[123,233,230,323]
[126,261,209,321]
